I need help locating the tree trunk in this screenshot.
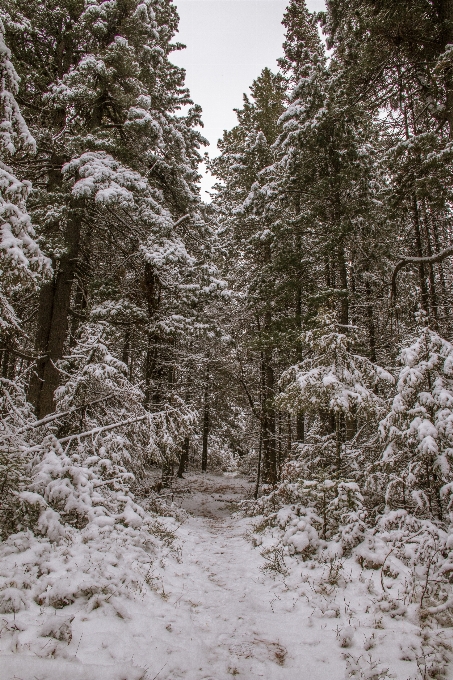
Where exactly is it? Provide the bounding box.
[336,412,342,472]
[296,412,305,443]
[364,279,377,362]
[440,0,453,137]
[277,410,282,478]
[411,195,430,315]
[338,244,349,326]
[1,349,10,379]
[28,201,83,417]
[144,334,159,406]
[122,330,131,372]
[421,200,439,327]
[295,278,305,444]
[201,366,210,473]
[262,332,276,484]
[161,459,173,488]
[68,243,90,348]
[431,217,450,331]
[143,262,161,407]
[177,436,190,478]
[286,412,292,456]
[345,413,357,441]
[254,426,263,500]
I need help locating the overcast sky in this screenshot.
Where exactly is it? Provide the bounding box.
[171,0,326,198]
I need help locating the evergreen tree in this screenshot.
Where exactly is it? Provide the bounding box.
[278,0,323,82]
[211,68,288,485]
[0,18,49,346]
[2,0,207,417]
[325,0,453,334]
[380,320,453,521]
[3,0,453,630]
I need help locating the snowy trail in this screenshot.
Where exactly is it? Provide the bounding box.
[128,473,343,680]
[2,473,444,680]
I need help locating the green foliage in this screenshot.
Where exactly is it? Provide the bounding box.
[278,311,394,418]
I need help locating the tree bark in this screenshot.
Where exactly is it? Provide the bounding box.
[143,262,161,406]
[254,427,263,500]
[201,369,209,473]
[338,244,349,326]
[122,330,130,367]
[177,436,189,478]
[28,201,83,417]
[295,276,305,444]
[421,201,439,326]
[411,183,428,313]
[365,279,377,362]
[431,219,449,318]
[296,412,305,443]
[439,0,453,137]
[262,314,276,484]
[1,349,10,379]
[286,412,292,455]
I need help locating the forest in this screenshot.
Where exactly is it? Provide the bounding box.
[2,0,453,678]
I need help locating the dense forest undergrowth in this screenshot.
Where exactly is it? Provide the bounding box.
[2,0,453,677]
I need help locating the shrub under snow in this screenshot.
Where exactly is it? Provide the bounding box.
[248,324,453,625]
[0,332,187,656]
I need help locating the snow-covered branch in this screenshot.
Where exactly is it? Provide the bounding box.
[20,409,175,453]
[0,392,118,439]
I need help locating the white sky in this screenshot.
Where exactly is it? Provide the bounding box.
[171,0,326,199]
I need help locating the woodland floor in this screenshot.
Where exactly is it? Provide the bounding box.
[1,473,452,680]
[148,472,344,679]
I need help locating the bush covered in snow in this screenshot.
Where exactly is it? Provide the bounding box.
[380,325,453,521]
[248,324,453,624]
[0,336,186,675]
[1,328,193,538]
[249,467,367,558]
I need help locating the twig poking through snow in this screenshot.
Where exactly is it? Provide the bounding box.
[150,662,168,679]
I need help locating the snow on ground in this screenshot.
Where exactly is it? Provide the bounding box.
[1,473,452,679]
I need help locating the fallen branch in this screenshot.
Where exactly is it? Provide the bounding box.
[20,409,172,453]
[0,392,118,439]
[391,245,453,300]
[58,413,151,444]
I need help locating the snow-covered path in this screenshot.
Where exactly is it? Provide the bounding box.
[153,473,341,680]
[2,473,448,680]
[1,473,341,680]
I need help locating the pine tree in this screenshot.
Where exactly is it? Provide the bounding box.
[278,0,324,82]
[211,68,288,485]
[325,0,453,334]
[277,310,393,497]
[2,0,207,417]
[0,17,49,345]
[380,320,453,521]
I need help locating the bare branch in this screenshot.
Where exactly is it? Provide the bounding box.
[0,345,44,362]
[21,409,173,453]
[58,413,150,444]
[391,245,453,300]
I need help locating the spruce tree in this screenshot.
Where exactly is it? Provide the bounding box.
[211,68,287,485]
[2,0,207,417]
[0,18,48,348]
